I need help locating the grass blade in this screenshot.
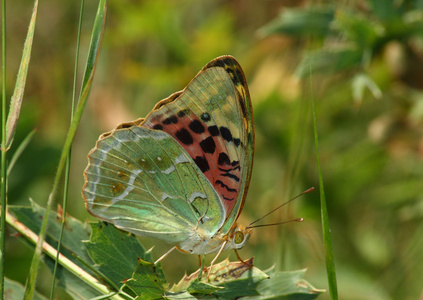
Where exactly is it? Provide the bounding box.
[23,1,107,299]
[310,74,338,299]
[4,0,38,150]
[1,0,38,297]
[0,0,6,296]
[50,1,85,298]
[7,128,36,176]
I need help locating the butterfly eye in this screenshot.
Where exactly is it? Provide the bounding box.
[234,231,244,244]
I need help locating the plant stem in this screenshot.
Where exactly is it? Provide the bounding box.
[50,1,85,298]
[0,0,6,297]
[6,210,126,300]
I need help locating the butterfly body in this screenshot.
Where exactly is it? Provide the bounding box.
[178,223,251,255]
[83,56,254,258]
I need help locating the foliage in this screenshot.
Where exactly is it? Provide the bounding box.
[258,1,423,299]
[7,202,322,299]
[259,1,423,100]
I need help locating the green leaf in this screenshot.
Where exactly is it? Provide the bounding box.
[4,277,47,300]
[368,0,399,21]
[258,6,335,39]
[296,48,363,77]
[4,0,38,150]
[186,279,222,294]
[125,258,166,299]
[172,258,268,299]
[8,202,104,299]
[43,259,103,300]
[245,269,324,299]
[84,222,157,289]
[162,292,197,300]
[9,201,93,264]
[334,11,382,50]
[209,260,268,299]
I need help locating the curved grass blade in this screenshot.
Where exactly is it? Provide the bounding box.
[7,128,36,176]
[352,73,382,104]
[24,1,107,299]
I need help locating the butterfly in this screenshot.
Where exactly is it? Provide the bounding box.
[82,55,254,269]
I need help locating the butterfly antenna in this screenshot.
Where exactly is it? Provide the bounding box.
[247,187,314,228]
[248,218,304,229]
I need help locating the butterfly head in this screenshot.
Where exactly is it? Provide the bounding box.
[228,223,252,250]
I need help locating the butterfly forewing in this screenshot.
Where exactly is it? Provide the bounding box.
[141,56,254,232]
[202,56,254,232]
[83,126,225,243]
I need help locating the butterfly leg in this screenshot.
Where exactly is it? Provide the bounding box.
[197,255,206,279]
[234,249,244,263]
[234,249,252,265]
[206,240,228,280]
[198,255,202,267]
[154,246,176,264]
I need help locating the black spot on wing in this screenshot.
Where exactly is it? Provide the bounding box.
[220,172,240,182]
[233,138,241,147]
[201,113,211,122]
[162,115,178,125]
[225,66,236,80]
[218,152,230,166]
[204,56,247,88]
[237,89,247,117]
[215,180,236,193]
[199,136,216,154]
[208,125,219,136]
[231,160,239,167]
[233,67,247,86]
[153,124,163,130]
[220,126,233,142]
[177,109,189,118]
[175,128,193,145]
[189,120,205,134]
[194,156,210,173]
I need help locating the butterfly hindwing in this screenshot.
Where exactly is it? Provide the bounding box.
[83,126,225,243]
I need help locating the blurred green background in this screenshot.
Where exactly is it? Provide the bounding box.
[4,0,423,299]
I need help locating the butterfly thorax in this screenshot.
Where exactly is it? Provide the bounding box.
[178,222,252,255]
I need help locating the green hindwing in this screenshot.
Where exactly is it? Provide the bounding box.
[83,127,225,243]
